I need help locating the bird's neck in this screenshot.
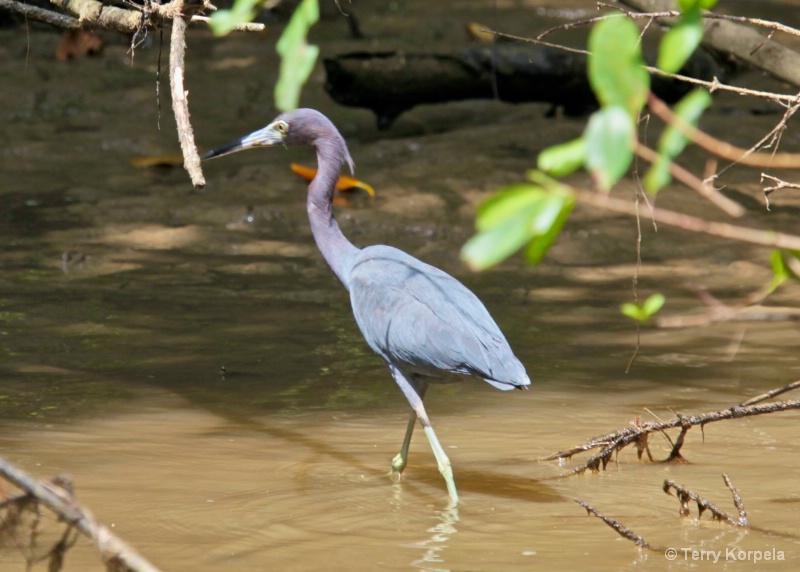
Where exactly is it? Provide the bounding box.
[307,140,360,290]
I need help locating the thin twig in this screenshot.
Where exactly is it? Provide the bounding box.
[539,7,800,42]
[714,97,800,188]
[761,173,800,210]
[663,476,749,526]
[621,0,800,88]
[190,15,265,32]
[722,473,749,526]
[594,3,800,41]
[575,499,657,550]
[739,380,800,407]
[648,93,800,169]
[625,179,643,374]
[656,305,800,328]
[484,29,800,105]
[655,279,800,329]
[572,188,800,251]
[663,421,690,463]
[635,143,745,217]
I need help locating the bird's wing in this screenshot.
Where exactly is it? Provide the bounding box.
[349,246,528,388]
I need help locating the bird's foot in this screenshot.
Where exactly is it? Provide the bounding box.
[439,463,459,505]
[390,452,407,481]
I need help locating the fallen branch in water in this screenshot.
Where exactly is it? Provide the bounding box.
[578,473,750,552]
[0,457,161,572]
[574,499,658,550]
[740,379,800,407]
[544,380,800,475]
[663,473,749,526]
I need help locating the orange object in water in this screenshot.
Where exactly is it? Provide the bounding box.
[290,163,375,197]
[131,155,185,169]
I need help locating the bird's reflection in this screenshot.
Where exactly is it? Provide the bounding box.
[391,485,460,572]
[409,504,460,572]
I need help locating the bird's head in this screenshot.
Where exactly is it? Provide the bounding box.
[202,108,355,174]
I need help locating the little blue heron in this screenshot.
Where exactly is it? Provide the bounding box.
[203,109,530,504]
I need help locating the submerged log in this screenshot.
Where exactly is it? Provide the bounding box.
[323,46,719,129]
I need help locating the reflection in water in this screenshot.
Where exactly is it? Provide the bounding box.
[406,504,460,572]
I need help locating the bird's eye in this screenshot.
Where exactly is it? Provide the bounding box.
[274,121,288,135]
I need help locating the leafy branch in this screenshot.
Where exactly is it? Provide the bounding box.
[462,0,800,332]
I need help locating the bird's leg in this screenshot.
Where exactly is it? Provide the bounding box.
[390,411,416,478]
[390,367,458,504]
[391,381,428,479]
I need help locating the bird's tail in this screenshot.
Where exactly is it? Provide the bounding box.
[483,368,530,392]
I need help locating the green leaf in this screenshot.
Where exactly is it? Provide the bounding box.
[642,293,666,316]
[764,250,790,295]
[475,185,547,232]
[275,0,320,112]
[209,0,261,36]
[657,6,703,73]
[621,303,646,322]
[770,249,788,280]
[524,193,574,265]
[462,212,538,271]
[585,106,635,190]
[621,294,666,323]
[588,15,650,117]
[643,89,711,193]
[785,250,800,280]
[462,184,573,270]
[678,0,718,10]
[537,138,587,178]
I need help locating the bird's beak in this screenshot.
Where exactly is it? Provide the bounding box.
[202,121,285,160]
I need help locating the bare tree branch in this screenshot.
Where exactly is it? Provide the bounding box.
[168,0,205,188]
[575,499,658,550]
[0,0,264,33]
[739,379,800,407]
[663,474,749,526]
[634,142,745,217]
[545,382,800,475]
[49,0,146,33]
[723,473,750,526]
[648,93,800,169]
[0,0,81,29]
[762,173,800,210]
[0,457,161,572]
[573,188,800,251]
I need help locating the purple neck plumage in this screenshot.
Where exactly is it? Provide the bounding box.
[306,135,361,291]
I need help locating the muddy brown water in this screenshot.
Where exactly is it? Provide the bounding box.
[2,1,800,570]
